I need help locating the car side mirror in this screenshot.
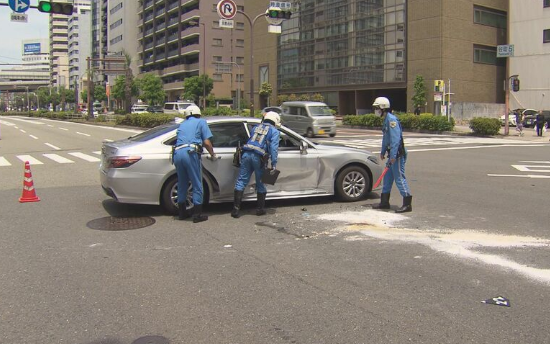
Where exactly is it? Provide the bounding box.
[300,140,308,155]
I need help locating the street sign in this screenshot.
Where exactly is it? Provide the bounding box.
[219,19,234,29]
[8,0,30,13]
[269,1,292,10]
[434,93,443,102]
[10,12,28,23]
[217,0,237,20]
[497,44,514,58]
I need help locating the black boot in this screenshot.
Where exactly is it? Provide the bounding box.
[192,204,208,223]
[256,192,267,216]
[395,196,412,213]
[372,193,391,210]
[176,203,190,220]
[231,190,244,218]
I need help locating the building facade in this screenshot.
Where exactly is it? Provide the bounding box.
[68,0,92,103]
[509,0,550,111]
[0,39,50,92]
[247,0,508,117]
[50,12,70,88]
[137,0,245,103]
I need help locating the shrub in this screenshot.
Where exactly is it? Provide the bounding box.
[343,113,454,131]
[201,107,237,117]
[469,117,501,136]
[114,113,176,128]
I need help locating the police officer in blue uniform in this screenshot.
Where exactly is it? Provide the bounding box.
[231,111,281,218]
[371,97,412,213]
[173,105,216,222]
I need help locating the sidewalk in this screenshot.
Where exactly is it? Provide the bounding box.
[453,125,550,143]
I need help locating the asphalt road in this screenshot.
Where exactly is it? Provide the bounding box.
[1,117,549,344]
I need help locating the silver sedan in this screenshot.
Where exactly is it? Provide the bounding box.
[100,117,383,214]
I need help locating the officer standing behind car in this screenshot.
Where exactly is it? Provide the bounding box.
[371,97,412,213]
[536,110,544,137]
[231,111,281,218]
[173,105,216,223]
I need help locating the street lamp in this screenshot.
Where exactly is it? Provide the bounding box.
[237,10,265,117]
[504,74,518,136]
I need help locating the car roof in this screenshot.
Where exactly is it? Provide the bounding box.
[281,101,327,106]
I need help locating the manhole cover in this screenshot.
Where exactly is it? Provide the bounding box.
[87,216,156,231]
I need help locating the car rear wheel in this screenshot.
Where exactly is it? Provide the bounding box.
[160,176,209,215]
[329,133,336,137]
[335,166,370,202]
[306,127,314,138]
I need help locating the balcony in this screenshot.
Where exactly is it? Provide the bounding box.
[144,41,155,50]
[144,13,154,22]
[180,9,200,22]
[167,17,179,28]
[167,32,179,43]
[163,80,184,91]
[167,1,179,12]
[180,44,199,56]
[156,22,166,31]
[167,49,179,58]
[156,52,166,61]
[144,0,153,10]
[144,27,154,36]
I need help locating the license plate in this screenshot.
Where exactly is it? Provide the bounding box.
[318,129,325,134]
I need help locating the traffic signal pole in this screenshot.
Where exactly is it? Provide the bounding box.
[238,10,264,117]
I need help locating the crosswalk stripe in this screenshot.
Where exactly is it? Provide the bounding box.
[92,151,101,155]
[43,154,74,164]
[68,152,100,162]
[16,155,43,165]
[0,157,11,167]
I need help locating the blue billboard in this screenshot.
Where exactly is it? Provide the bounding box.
[24,43,41,54]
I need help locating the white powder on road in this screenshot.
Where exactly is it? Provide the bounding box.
[318,209,550,285]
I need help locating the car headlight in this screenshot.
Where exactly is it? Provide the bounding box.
[367,155,380,165]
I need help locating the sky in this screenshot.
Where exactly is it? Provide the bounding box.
[0,1,49,65]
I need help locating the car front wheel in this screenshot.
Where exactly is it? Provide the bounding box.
[335,166,370,202]
[306,127,314,138]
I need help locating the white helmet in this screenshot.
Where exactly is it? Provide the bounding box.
[185,105,202,117]
[264,111,281,127]
[372,97,391,110]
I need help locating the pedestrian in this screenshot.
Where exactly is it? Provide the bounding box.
[515,110,524,136]
[536,110,544,136]
[231,111,281,218]
[414,106,421,116]
[370,97,412,213]
[173,105,217,223]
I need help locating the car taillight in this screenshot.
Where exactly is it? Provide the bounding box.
[108,156,142,168]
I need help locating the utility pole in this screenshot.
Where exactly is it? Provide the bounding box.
[87,57,93,120]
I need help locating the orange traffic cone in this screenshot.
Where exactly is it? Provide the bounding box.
[19,161,40,203]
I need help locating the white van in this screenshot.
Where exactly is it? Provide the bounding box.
[131,104,149,114]
[163,101,195,115]
[280,101,336,138]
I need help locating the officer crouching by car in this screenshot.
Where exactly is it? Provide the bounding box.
[371,97,412,213]
[231,111,281,218]
[173,105,217,223]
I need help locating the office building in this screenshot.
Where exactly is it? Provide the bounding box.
[68,1,92,103]
[247,0,508,116]
[50,12,70,88]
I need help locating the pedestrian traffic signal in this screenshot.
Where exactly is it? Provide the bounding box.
[37,1,74,15]
[266,8,292,19]
[512,77,520,92]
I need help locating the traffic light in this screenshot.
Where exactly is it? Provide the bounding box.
[37,1,74,15]
[267,8,292,19]
[512,77,520,92]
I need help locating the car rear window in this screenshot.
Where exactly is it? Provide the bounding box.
[128,123,178,142]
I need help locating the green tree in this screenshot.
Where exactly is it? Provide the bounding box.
[136,73,166,105]
[37,87,52,109]
[94,85,107,102]
[81,89,87,103]
[112,75,138,110]
[412,75,427,110]
[183,74,214,106]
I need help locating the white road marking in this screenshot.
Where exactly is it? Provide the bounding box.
[16,155,43,165]
[76,132,91,137]
[29,135,38,140]
[103,139,113,142]
[0,120,16,126]
[44,143,61,150]
[20,129,26,133]
[47,125,53,127]
[318,209,550,285]
[520,161,550,163]
[488,174,550,179]
[68,152,100,162]
[0,157,11,167]
[59,128,68,131]
[43,154,74,164]
[92,151,101,155]
[512,165,550,172]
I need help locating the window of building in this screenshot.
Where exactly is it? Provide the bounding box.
[213,73,223,81]
[110,2,123,15]
[236,57,244,64]
[236,39,245,47]
[110,35,123,45]
[259,66,268,84]
[213,38,223,46]
[213,56,222,62]
[545,0,550,8]
[474,5,507,29]
[473,44,503,65]
[544,29,550,43]
[236,22,244,30]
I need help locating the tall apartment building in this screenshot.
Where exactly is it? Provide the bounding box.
[137,0,245,102]
[68,0,92,103]
[50,12,70,88]
[247,0,508,116]
[509,0,550,111]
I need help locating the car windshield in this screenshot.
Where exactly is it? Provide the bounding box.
[309,106,332,116]
[128,123,178,142]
